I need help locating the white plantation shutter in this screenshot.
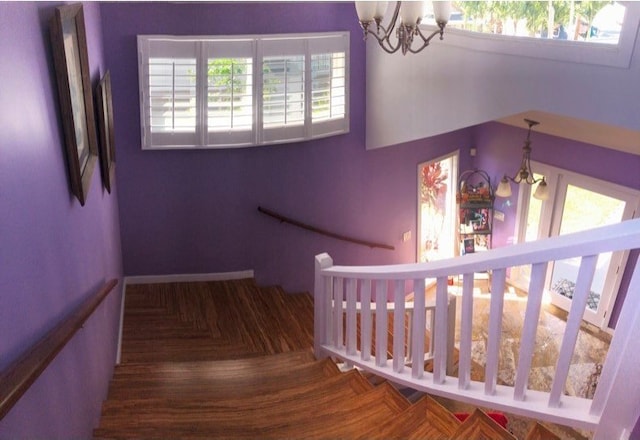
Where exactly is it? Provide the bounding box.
[261,37,307,144]
[308,33,349,139]
[138,32,348,150]
[310,51,347,137]
[139,38,200,148]
[205,39,255,147]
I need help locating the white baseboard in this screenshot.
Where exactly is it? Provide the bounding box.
[115,280,126,365]
[124,270,255,285]
[115,270,254,364]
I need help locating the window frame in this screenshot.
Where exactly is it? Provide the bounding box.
[421,1,639,69]
[137,32,350,150]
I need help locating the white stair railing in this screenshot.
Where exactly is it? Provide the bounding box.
[314,218,640,440]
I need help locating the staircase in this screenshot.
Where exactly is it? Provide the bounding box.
[94,279,553,439]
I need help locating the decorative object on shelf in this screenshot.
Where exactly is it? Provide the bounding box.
[354,1,452,55]
[50,3,98,206]
[457,169,494,254]
[495,118,549,201]
[96,71,116,193]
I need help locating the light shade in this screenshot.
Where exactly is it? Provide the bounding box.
[433,1,452,23]
[374,2,389,20]
[400,1,424,25]
[355,1,376,22]
[533,179,550,200]
[495,176,512,198]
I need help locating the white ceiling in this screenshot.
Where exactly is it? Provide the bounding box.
[497,110,640,157]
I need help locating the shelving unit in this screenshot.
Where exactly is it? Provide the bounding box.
[457,169,494,255]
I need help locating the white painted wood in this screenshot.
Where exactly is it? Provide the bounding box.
[332,277,344,350]
[323,274,333,348]
[592,259,640,440]
[116,280,127,365]
[360,279,372,361]
[513,262,547,400]
[411,278,426,379]
[322,344,599,431]
[375,280,388,367]
[314,253,333,358]
[446,293,456,376]
[549,254,598,407]
[345,278,357,356]
[393,280,405,373]
[322,219,640,280]
[458,273,474,389]
[313,218,640,433]
[426,306,435,359]
[433,276,449,384]
[485,268,506,396]
[125,270,255,285]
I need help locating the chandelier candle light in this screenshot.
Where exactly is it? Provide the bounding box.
[355,1,452,55]
[495,118,550,201]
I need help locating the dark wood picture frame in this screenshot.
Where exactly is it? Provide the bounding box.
[96,71,116,193]
[50,3,98,206]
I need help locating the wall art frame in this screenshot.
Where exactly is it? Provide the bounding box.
[96,70,116,193]
[50,3,98,206]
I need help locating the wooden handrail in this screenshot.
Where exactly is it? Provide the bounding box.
[258,206,395,250]
[0,278,118,420]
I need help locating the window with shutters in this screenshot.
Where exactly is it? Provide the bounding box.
[138,33,349,149]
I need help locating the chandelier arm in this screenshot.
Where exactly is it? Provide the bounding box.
[363,26,402,54]
[406,21,446,54]
[415,22,446,44]
[406,29,441,54]
[386,2,401,37]
[361,1,404,56]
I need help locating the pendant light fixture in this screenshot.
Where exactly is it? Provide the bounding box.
[354,1,452,55]
[495,119,550,200]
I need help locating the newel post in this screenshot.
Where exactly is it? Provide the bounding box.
[314,253,333,359]
[591,256,640,440]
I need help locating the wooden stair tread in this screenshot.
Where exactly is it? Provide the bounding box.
[102,367,371,413]
[113,349,316,376]
[450,408,516,440]
[95,383,407,439]
[424,393,463,436]
[525,422,562,440]
[359,395,449,440]
[109,352,334,399]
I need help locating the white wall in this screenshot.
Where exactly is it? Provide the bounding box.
[364,3,640,150]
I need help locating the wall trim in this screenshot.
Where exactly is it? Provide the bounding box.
[115,280,126,365]
[115,270,255,364]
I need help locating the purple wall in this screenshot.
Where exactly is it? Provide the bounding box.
[101,2,471,294]
[0,3,123,438]
[472,121,640,327]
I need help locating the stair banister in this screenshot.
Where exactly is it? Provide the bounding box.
[314,218,640,439]
[591,251,640,438]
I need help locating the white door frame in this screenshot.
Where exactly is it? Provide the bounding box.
[512,161,639,329]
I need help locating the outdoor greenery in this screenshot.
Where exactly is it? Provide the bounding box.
[208,58,248,105]
[454,1,613,40]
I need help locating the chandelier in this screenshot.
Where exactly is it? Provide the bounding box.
[355,1,452,55]
[495,119,550,200]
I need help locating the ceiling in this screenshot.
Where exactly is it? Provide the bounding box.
[497,110,640,157]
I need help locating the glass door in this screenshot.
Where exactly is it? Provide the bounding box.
[418,152,458,262]
[548,182,632,327]
[512,162,639,328]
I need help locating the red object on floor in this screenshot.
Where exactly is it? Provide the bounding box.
[454,412,509,429]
